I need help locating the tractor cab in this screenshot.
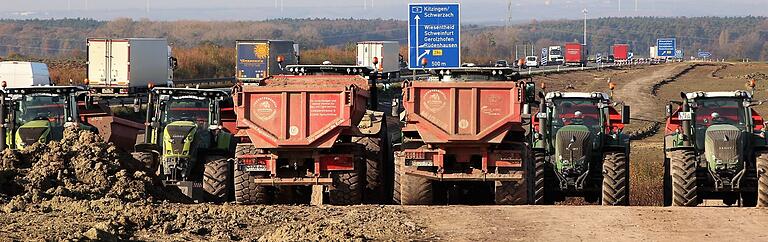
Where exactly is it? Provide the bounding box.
[136,87,233,195]
[3,86,84,149]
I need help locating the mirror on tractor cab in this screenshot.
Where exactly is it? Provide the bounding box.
[524,82,536,103]
[621,105,631,124]
[133,97,141,113]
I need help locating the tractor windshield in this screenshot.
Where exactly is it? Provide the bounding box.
[16,94,67,125]
[162,97,211,126]
[693,98,747,128]
[552,98,602,129]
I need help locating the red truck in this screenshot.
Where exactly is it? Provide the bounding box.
[394,68,535,205]
[565,43,587,67]
[612,44,629,61]
[232,65,390,205]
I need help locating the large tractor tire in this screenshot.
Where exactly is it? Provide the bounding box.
[602,152,629,206]
[670,150,698,207]
[353,119,388,204]
[400,170,433,205]
[757,152,768,207]
[663,158,672,206]
[532,151,549,205]
[131,152,156,171]
[234,145,275,204]
[329,167,363,205]
[495,178,528,205]
[203,156,231,203]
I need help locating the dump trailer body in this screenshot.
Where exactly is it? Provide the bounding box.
[236,40,299,81]
[78,103,145,152]
[399,80,527,180]
[87,38,173,96]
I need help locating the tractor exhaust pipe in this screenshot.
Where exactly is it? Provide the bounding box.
[144,90,155,144]
[369,71,379,110]
[0,90,6,151]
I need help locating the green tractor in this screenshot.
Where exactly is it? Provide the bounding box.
[531,91,631,205]
[133,87,235,202]
[664,90,768,207]
[1,86,88,150]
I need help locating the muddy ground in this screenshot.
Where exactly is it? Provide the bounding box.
[3,62,768,241]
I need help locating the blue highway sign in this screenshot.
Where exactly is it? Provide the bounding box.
[698,51,712,58]
[409,3,460,69]
[657,38,676,57]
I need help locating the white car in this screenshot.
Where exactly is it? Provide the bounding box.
[525,56,539,68]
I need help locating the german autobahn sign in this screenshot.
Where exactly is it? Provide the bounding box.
[657,38,676,57]
[408,3,460,69]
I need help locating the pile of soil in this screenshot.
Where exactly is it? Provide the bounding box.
[745,72,768,81]
[0,127,159,212]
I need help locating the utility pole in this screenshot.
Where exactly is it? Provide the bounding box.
[635,0,639,12]
[619,0,622,13]
[583,8,588,45]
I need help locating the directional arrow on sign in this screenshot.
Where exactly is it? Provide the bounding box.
[414,15,421,60]
[418,50,431,61]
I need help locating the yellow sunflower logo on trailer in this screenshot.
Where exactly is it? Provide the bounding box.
[254,44,269,59]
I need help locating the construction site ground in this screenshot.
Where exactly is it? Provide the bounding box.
[2,62,768,241]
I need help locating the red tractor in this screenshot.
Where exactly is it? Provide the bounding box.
[394,68,536,205]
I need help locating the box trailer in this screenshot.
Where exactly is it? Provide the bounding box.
[547,46,564,65]
[87,38,174,97]
[357,41,400,78]
[612,44,630,61]
[0,61,51,87]
[236,40,299,81]
[564,43,587,66]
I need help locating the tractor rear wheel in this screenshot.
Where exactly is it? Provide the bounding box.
[602,152,629,206]
[663,158,672,206]
[393,159,402,204]
[353,118,388,204]
[400,170,433,205]
[234,145,275,204]
[671,150,698,207]
[203,156,231,203]
[329,167,363,205]
[495,178,528,205]
[757,152,768,207]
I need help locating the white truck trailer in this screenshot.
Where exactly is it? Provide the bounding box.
[356,41,400,79]
[87,38,175,96]
[0,61,51,88]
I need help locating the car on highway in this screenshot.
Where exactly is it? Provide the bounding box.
[525,56,540,68]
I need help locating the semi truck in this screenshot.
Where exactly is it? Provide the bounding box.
[612,44,630,61]
[87,38,175,97]
[565,43,587,67]
[236,40,299,81]
[547,46,564,65]
[357,41,400,79]
[0,61,51,87]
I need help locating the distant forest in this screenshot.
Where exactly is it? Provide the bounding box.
[0,17,766,80]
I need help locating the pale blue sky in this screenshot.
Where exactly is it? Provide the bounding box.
[0,0,764,23]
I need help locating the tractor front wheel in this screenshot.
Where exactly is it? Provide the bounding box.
[203,156,231,203]
[602,152,629,206]
[670,150,698,207]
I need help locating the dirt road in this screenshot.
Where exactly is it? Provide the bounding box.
[407,206,768,241]
[613,63,688,122]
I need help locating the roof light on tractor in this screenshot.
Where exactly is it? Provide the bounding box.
[421,57,428,67]
[1,81,6,89]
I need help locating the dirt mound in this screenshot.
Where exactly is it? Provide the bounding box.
[745,72,768,80]
[0,127,158,212]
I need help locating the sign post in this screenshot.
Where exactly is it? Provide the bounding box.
[657,38,676,58]
[409,3,461,69]
[541,48,548,66]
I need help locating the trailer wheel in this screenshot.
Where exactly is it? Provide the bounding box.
[602,152,629,206]
[393,159,402,204]
[203,156,231,203]
[329,167,363,205]
[400,171,433,205]
[757,152,768,207]
[670,150,698,207]
[234,145,274,204]
[495,177,527,205]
